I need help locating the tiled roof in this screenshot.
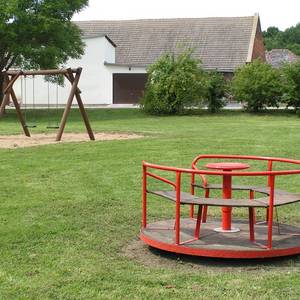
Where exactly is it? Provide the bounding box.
[265,49,299,68]
[74,16,256,72]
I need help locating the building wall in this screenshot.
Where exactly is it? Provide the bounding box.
[74,36,116,104]
[14,36,118,106]
[251,21,266,61]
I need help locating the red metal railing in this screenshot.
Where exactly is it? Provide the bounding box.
[142,155,300,249]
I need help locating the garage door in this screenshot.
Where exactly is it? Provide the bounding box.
[113,73,148,104]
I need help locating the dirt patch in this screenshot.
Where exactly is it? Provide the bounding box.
[0,132,142,149]
[122,238,300,272]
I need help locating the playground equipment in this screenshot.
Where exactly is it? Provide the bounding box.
[23,75,37,128]
[141,155,300,259]
[46,79,60,129]
[0,67,95,141]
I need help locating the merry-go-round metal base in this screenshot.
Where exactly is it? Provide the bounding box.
[140,218,300,259]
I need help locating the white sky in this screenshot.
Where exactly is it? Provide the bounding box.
[73,0,300,31]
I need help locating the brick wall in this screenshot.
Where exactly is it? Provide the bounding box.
[251,23,266,61]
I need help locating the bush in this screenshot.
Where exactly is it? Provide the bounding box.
[140,48,208,114]
[205,70,227,113]
[281,61,300,112]
[232,59,283,112]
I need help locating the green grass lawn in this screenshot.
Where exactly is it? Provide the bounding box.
[1,109,300,299]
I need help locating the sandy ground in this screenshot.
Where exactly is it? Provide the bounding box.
[0,132,142,149]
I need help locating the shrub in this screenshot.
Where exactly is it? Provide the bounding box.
[140,48,208,114]
[232,59,283,112]
[281,61,300,112]
[205,70,227,113]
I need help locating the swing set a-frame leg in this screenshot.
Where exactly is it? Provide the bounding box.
[10,88,31,137]
[66,68,95,141]
[0,73,16,116]
[0,93,9,116]
[0,73,30,137]
[56,67,95,142]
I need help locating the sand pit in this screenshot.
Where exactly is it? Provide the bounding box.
[0,132,142,149]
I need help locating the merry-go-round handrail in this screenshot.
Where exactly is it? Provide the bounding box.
[192,154,300,168]
[143,157,300,177]
[190,155,300,187]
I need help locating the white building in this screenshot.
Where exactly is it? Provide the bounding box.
[14,15,265,106]
[14,35,146,107]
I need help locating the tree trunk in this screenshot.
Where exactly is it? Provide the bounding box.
[0,54,16,107]
[0,73,4,106]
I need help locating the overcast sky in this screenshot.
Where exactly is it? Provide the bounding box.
[73,0,299,31]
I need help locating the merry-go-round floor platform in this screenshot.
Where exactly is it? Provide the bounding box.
[140,218,300,259]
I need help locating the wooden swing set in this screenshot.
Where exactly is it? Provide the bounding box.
[0,67,95,141]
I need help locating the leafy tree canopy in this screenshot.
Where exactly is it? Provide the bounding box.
[205,70,227,113]
[0,0,88,72]
[281,61,300,112]
[263,23,300,56]
[232,59,283,112]
[141,48,208,115]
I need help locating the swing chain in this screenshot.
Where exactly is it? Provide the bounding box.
[46,76,60,129]
[24,74,37,128]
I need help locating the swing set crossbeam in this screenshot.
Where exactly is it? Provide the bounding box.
[0,67,95,142]
[5,68,79,76]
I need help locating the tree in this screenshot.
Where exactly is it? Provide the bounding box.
[0,0,88,102]
[281,61,300,112]
[264,26,280,38]
[140,48,208,115]
[205,70,227,113]
[263,23,300,56]
[263,26,283,50]
[232,59,283,112]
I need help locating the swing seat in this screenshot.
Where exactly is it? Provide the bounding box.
[25,124,37,128]
[46,125,60,129]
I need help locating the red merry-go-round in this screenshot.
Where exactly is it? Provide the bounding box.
[140,155,300,259]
